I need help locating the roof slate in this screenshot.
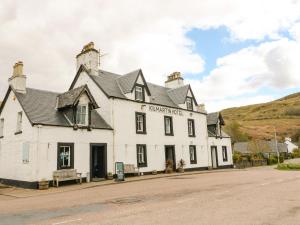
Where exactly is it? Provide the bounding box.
[57,85,86,109]
[15,88,111,129]
[167,85,190,105]
[233,141,288,153]
[117,69,140,94]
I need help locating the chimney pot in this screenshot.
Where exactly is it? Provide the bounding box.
[13,61,24,77]
[76,42,99,75]
[165,71,184,88]
[9,61,26,94]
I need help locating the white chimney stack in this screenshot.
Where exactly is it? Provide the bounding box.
[76,42,99,75]
[165,72,184,89]
[8,61,26,94]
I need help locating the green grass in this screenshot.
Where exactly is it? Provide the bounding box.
[277,163,300,171]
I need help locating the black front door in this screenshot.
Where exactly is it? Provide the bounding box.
[165,145,176,171]
[90,144,107,179]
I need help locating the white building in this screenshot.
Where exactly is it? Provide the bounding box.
[285,137,298,153]
[0,42,233,188]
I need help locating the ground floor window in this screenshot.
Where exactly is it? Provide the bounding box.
[222,146,228,162]
[57,143,74,170]
[189,145,197,164]
[137,144,147,167]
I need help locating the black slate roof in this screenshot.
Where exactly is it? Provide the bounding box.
[233,140,288,154]
[207,112,225,125]
[15,88,111,129]
[57,85,86,109]
[85,68,195,109]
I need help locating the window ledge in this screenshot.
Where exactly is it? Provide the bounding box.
[165,133,174,136]
[190,162,197,164]
[188,135,196,138]
[136,131,147,135]
[15,131,22,135]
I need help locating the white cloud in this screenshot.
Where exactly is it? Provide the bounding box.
[0,0,300,112]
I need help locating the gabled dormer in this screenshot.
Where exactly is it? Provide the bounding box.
[57,85,99,129]
[117,69,151,102]
[207,112,225,138]
[167,84,198,111]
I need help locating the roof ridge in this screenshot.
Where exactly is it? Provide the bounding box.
[26,87,61,95]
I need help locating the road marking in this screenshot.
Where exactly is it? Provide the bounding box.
[52,218,82,225]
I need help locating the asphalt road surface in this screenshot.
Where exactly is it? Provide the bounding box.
[1,166,300,225]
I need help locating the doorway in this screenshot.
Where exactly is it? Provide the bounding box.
[211,146,218,169]
[90,144,107,180]
[165,145,176,171]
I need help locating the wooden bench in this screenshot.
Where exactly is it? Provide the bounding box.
[124,164,140,175]
[53,169,82,187]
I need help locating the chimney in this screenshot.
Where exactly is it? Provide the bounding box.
[165,72,184,88]
[197,104,207,113]
[76,42,99,75]
[8,61,26,94]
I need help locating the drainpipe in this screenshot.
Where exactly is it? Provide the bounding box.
[111,98,116,174]
[35,124,42,181]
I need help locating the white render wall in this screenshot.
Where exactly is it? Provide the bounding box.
[35,125,113,181]
[208,137,233,167]
[112,99,210,172]
[0,90,38,182]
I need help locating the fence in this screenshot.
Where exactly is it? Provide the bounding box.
[235,159,267,169]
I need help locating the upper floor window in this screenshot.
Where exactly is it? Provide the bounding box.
[135,85,144,101]
[136,112,146,134]
[16,112,22,133]
[76,105,88,125]
[164,116,173,136]
[136,144,147,167]
[186,97,193,111]
[0,118,4,137]
[222,146,228,162]
[189,145,197,164]
[188,119,195,137]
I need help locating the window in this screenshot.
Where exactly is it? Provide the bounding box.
[164,116,173,136]
[186,97,193,111]
[189,145,197,164]
[136,112,146,134]
[76,105,88,125]
[22,142,30,164]
[57,143,74,170]
[188,119,195,137]
[0,119,4,137]
[16,112,22,133]
[222,146,228,162]
[135,85,144,101]
[136,144,147,167]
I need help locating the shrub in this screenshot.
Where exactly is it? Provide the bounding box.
[292,149,300,158]
[277,163,300,170]
[233,151,243,163]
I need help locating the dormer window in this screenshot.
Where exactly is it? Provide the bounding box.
[135,85,144,101]
[76,104,88,125]
[186,97,193,111]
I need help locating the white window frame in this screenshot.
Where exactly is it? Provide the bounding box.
[59,146,71,168]
[188,119,195,137]
[222,146,228,162]
[136,113,145,133]
[76,104,88,125]
[16,112,22,132]
[135,86,144,101]
[22,142,30,164]
[189,145,197,164]
[0,118,4,137]
[186,97,193,111]
[137,144,147,167]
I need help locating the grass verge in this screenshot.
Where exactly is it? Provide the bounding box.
[277,163,300,171]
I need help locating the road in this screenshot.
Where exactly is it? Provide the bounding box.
[1,167,300,225]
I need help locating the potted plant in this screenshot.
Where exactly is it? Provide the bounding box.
[107,172,114,180]
[151,170,157,175]
[177,159,186,173]
[38,179,49,190]
[165,160,173,173]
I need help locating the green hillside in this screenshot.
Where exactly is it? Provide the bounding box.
[221,92,300,141]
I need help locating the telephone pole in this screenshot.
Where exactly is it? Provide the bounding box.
[274,126,279,164]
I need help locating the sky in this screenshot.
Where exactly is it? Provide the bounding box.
[0,0,300,112]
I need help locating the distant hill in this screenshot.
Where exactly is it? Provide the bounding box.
[221,92,300,141]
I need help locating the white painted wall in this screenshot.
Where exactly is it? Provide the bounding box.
[208,137,233,167]
[0,90,38,182]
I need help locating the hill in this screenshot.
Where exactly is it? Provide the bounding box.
[221,92,300,141]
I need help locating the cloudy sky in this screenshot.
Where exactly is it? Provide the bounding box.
[1,0,300,112]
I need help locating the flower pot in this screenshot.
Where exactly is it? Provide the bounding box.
[177,167,184,173]
[38,180,49,190]
[151,170,157,175]
[107,174,114,180]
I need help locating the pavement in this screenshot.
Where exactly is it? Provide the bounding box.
[1,166,300,225]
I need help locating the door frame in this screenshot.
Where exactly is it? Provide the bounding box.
[90,143,107,179]
[211,146,218,169]
[165,145,176,171]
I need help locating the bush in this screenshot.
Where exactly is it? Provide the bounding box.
[292,149,300,158]
[268,155,284,165]
[233,151,243,163]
